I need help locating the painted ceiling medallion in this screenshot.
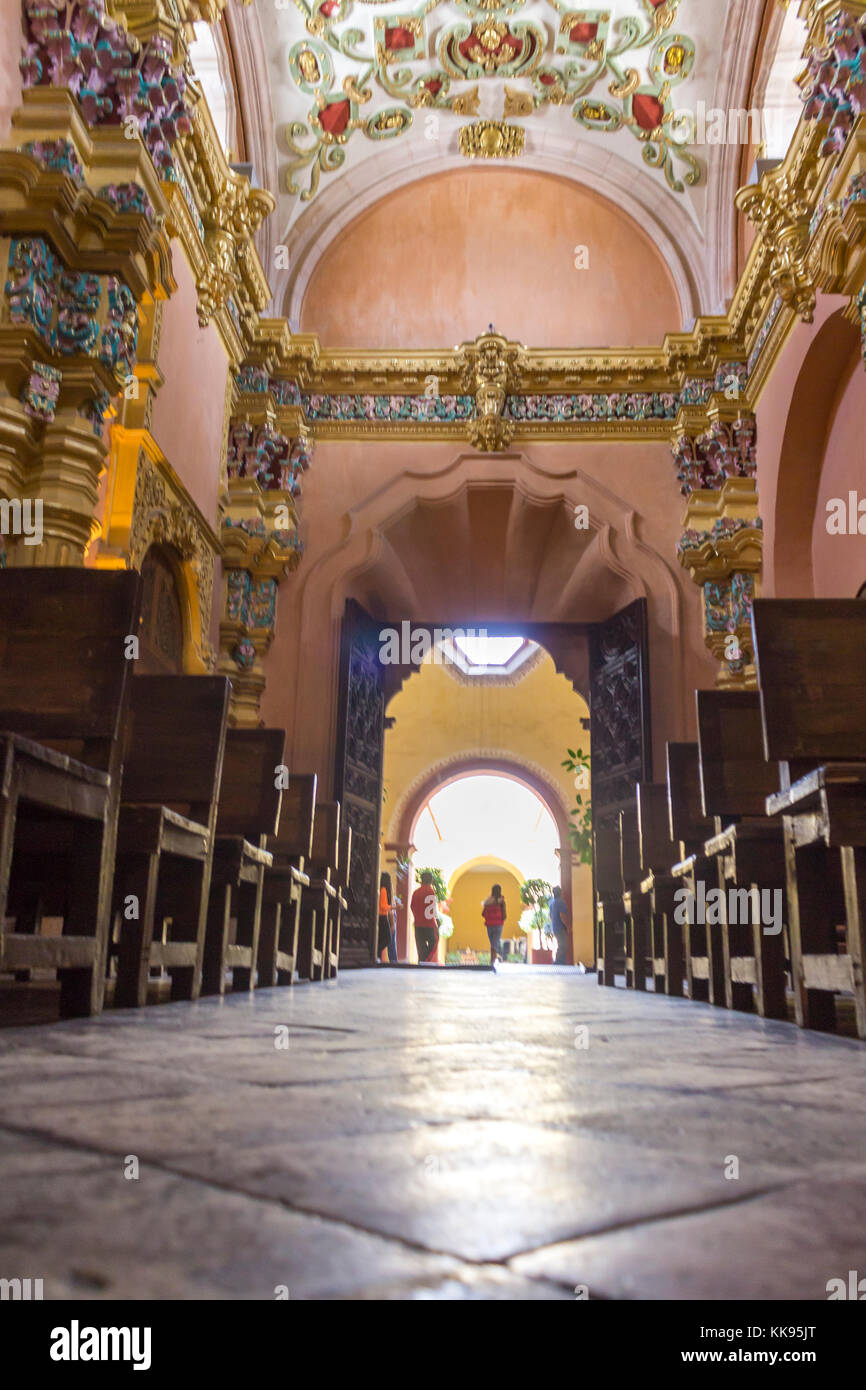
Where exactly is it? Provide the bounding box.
[441,19,545,79]
[459,120,526,157]
[282,0,701,203]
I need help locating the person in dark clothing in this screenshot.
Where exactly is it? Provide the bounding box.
[548,884,571,965]
[481,883,507,966]
[377,871,397,964]
[410,871,439,964]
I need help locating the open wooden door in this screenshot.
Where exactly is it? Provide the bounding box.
[333,599,386,967]
[589,597,653,917]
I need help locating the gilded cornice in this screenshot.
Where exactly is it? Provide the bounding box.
[256,103,866,445]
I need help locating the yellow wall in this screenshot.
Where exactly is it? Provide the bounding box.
[382,649,594,962]
[448,869,522,954]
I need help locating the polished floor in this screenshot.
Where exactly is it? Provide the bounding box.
[1,966,865,1300]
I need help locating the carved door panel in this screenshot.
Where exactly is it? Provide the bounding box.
[334,599,386,967]
[589,597,652,879]
[138,545,184,675]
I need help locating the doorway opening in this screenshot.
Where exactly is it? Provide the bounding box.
[378,633,595,967]
[409,772,561,965]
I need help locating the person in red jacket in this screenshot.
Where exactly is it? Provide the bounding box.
[410,871,439,964]
[481,883,507,966]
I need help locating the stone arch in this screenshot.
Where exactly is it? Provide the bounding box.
[278,146,704,334]
[395,757,575,964]
[447,855,527,895]
[279,446,693,782]
[774,307,861,597]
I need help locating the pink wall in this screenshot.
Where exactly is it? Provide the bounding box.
[150,251,228,526]
[811,347,866,596]
[756,293,850,597]
[300,168,682,350]
[0,0,22,142]
[756,295,862,597]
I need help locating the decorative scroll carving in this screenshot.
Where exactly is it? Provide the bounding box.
[672,414,757,496]
[588,600,651,831]
[20,0,193,180]
[801,5,866,158]
[457,328,525,452]
[334,601,386,966]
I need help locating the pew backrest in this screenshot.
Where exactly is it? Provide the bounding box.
[637,782,679,874]
[619,802,642,886]
[594,817,623,896]
[667,742,715,847]
[310,800,340,871]
[0,568,141,768]
[269,773,317,859]
[216,728,286,838]
[752,599,866,763]
[696,689,778,818]
[121,675,230,828]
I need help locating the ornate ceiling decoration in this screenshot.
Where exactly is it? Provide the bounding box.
[266,0,709,220]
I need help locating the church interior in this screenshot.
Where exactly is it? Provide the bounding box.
[1,0,866,1313]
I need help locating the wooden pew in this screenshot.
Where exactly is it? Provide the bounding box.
[595,816,625,987]
[620,800,649,989]
[697,690,788,1019]
[111,675,229,1008]
[325,822,352,980]
[667,743,725,1005]
[636,782,684,996]
[754,599,866,1037]
[0,569,141,1019]
[296,800,340,982]
[201,728,284,997]
[260,773,317,988]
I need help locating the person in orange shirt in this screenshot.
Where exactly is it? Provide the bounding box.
[377,871,397,964]
[410,871,439,964]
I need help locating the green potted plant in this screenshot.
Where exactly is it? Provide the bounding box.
[519,878,554,964]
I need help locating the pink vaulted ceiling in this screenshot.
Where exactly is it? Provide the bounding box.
[299,168,682,349]
[349,485,636,625]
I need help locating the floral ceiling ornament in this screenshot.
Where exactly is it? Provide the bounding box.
[283,0,702,201]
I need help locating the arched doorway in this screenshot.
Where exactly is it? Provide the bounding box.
[138,544,185,675]
[392,762,574,965]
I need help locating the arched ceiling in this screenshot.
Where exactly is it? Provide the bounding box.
[237,0,772,328]
[299,167,682,346]
[348,481,640,622]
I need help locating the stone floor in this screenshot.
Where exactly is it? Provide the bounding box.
[2,965,866,1300]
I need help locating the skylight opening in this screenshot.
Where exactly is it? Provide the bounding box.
[453,634,524,667]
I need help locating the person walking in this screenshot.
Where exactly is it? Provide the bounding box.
[548,885,571,965]
[377,871,398,964]
[481,883,507,966]
[411,871,439,964]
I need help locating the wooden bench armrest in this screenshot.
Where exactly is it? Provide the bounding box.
[0,732,110,786]
[767,763,866,817]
